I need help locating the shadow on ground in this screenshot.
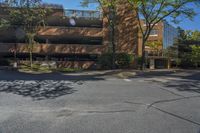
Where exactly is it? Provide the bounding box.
[0,69,199,100]
[0,70,107,100]
[0,80,78,100]
[133,70,200,94]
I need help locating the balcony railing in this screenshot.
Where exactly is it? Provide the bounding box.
[64,9,102,19]
[0,1,102,19]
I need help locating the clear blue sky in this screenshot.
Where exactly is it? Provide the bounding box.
[43,0,200,31]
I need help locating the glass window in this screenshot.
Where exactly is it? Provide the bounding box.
[150,29,158,36]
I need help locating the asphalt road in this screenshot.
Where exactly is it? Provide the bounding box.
[0,70,200,133]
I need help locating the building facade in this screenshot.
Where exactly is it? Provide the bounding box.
[144,21,178,54]
[138,20,179,69]
[0,1,139,69]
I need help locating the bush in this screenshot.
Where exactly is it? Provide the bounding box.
[98,53,134,69]
[0,59,10,66]
[116,53,134,68]
[135,56,143,68]
[179,53,194,68]
[97,53,113,69]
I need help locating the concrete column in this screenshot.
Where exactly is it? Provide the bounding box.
[150,58,155,70]
[167,59,171,69]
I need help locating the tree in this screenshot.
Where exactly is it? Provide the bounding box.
[6,0,50,68]
[0,18,9,28]
[176,28,200,68]
[81,0,118,69]
[4,0,41,7]
[191,45,200,68]
[128,0,199,70]
[184,30,200,41]
[146,40,162,56]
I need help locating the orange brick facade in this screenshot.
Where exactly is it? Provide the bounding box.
[0,2,139,69]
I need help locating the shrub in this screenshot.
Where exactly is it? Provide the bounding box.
[191,45,200,68]
[0,59,10,66]
[116,53,134,68]
[98,53,134,69]
[179,53,193,68]
[97,53,113,69]
[135,56,143,68]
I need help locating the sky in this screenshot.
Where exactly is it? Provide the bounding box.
[43,0,200,31]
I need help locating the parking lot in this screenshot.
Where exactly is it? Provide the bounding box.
[0,70,200,133]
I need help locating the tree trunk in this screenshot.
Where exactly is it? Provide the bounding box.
[141,39,146,70]
[14,43,17,62]
[29,37,33,69]
[30,48,33,69]
[111,23,116,69]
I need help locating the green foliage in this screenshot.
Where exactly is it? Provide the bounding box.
[191,45,200,67]
[146,41,162,49]
[98,53,113,69]
[184,30,200,41]
[19,63,82,73]
[8,7,50,33]
[146,41,162,56]
[5,0,41,7]
[98,53,134,69]
[81,0,117,8]
[20,63,51,72]
[0,59,10,66]
[0,19,9,28]
[5,1,51,68]
[135,56,143,68]
[176,28,200,68]
[115,53,134,68]
[127,0,199,69]
[81,0,118,69]
[179,53,193,68]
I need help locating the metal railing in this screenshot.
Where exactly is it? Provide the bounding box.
[64,9,102,19]
[0,0,102,19]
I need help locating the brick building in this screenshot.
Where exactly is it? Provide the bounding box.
[0,1,139,69]
[138,21,179,69]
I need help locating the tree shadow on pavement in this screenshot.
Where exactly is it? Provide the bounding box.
[163,80,200,94]
[0,70,106,100]
[0,80,78,100]
[133,70,200,94]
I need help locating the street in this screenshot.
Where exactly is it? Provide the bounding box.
[0,70,200,133]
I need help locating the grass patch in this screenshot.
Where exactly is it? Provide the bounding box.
[19,63,82,73]
[19,64,52,73]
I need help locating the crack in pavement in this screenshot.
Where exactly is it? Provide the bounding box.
[124,96,200,126]
[148,95,200,108]
[86,109,136,114]
[151,106,200,126]
[157,87,186,97]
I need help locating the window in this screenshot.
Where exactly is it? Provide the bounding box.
[150,30,158,36]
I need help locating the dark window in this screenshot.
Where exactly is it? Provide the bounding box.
[150,30,158,36]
